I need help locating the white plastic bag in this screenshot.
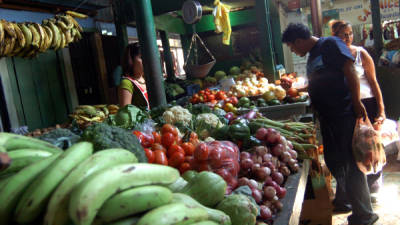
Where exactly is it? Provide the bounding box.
[379,119,399,147]
[352,118,386,175]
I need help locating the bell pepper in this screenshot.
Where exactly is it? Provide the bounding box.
[212,125,230,140]
[242,135,262,149]
[229,123,251,141]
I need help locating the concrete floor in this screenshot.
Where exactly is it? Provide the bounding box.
[332,153,400,225]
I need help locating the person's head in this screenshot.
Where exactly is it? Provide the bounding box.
[282,23,312,57]
[121,42,143,78]
[329,20,353,47]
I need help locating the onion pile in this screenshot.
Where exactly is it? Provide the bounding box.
[237,128,300,223]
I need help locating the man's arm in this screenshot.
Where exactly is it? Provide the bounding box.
[342,59,367,119]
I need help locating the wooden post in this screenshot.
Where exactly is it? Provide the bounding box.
[255,0,276,81]
[132,0,167,107]
[160,30,176,81]
[90,32,110,104]
[269,0,285,66]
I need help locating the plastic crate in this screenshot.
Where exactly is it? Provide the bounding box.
[238,100,310,120]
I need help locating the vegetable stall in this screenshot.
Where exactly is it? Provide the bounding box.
[0,1,327,225]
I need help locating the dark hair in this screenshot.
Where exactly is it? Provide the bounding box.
[329,20,350,36]
[121,42,141,76]
[282,23,311,43]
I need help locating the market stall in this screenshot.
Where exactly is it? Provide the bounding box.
[0,0,329,225]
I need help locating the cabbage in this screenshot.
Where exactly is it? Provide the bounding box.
[216,194,258,225]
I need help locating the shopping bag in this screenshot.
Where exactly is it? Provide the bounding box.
[352,118,386,175]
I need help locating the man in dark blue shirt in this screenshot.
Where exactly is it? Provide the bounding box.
[282,23,378,225]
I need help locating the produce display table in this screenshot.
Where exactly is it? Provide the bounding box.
[273,159,310,225]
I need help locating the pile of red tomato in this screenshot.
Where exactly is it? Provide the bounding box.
[190,89,228,104]
[133,124,199,174]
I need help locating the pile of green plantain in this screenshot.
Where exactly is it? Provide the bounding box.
[0,11,87,58]
[0,132,232,225]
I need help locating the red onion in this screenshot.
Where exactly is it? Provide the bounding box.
[252,188,263,203]
[271,171,284,185]
[225,112,235,121]
[262,153,273,162]
[263,161,275,172]
[237,177,250,187]
[255,128,268,141]
[288,149,298,159]
[265,128,280,144]
[255,167,271,181]
[277,186,287,199]
[290,163,300,172]
[248,179,259,190]
[280,166,291,177]
[240,158,253,170]
[281,151,292,163]
[259,205,273,220]
[278,135,288,146]
[272,144,284,157]
[251,163,261,172]
[287,140,293,149]
[274,201,283,211]
[255,146,268,156]
[263,186,277,200]
[240,151,251,159]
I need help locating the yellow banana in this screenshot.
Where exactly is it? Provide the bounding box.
[3,36,16,56]
[64,29,73,45]
[1,20,16,38]
[65,10,88,19]
[56,20,69,32]
[0,21,4,45]
[68,15,83,33]
[28,23,40,49]
[43,25,53,50]
[18,23,32,47]
[58,15,74,30]
[33,23,46,52]
[74,29,82,41]
[59,31,66,49]
[12,23,25,48]
[48,21,60,49]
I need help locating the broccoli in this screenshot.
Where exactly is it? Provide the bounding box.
[80,123,147,162]
[38,128,80,150]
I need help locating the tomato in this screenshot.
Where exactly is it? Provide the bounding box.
[161,124,178,137]
[194,143,209,161]
[189,132,198,141]
[133,131,154,148]
[169,152,185,168]
[168,144,185,157]
[230,96,238,105]
[184,155,194,163]
[181,142,195,156]
[198,162,209,171]
[152,131,161,144]
[179,162,191,174]
[151,143,166,154]
[162,132,176,149]
[216,91,227,100]
[144,148,155,163]
[199,90,205,95]
[154,150,168,165]
[207,94,215,101]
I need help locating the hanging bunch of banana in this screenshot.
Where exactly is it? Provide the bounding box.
[0,11,87,58]
[69,105,119,129]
